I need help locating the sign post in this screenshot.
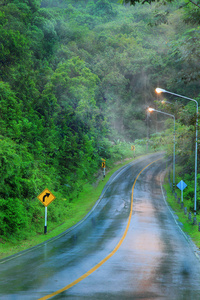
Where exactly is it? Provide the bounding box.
[177,180,187,203]
[37,188,56,234]
[44,207,47,234]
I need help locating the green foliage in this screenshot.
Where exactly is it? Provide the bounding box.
[0,82,21,138]
[0,198,28,238]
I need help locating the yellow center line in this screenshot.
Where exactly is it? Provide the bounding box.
[38,158,161,300]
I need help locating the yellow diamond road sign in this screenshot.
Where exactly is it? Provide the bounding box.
[37,189,56,207]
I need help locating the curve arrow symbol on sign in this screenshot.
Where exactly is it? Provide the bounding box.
[43,193,50,202]
[37,189,56,207]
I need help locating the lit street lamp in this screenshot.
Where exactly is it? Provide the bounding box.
[148,107,176,190]
[156,87,198,217]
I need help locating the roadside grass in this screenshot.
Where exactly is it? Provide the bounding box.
[0,155,143,260]
[163,181,200,249]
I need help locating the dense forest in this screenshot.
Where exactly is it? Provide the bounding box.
[0,0,200,240]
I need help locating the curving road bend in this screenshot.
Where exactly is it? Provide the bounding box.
[1,153,200,300]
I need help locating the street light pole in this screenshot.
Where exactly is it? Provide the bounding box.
[148,107,176,190]
[156,88,198,217]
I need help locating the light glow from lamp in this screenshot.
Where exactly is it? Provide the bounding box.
[155,88,166,94]
[148,107,155,112]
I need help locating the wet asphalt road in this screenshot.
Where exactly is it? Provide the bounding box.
[1,153,200,300]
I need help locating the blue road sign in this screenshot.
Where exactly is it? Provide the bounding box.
[177,180,187,191]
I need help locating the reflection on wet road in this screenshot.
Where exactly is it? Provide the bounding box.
[1,153,200,299]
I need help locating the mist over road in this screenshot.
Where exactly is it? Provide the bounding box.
[1,153,200,300]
